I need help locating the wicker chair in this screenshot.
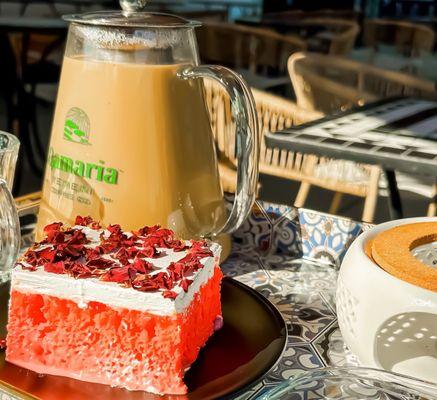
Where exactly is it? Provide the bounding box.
[264,9,360,22]
[204,80,323,200]
[364,19,435,57]
[197,22,306,75]
[288,52,436,114]
[301,18,360,55]
[204,80,383,221]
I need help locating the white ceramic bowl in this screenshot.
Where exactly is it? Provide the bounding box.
[337,217,437,384]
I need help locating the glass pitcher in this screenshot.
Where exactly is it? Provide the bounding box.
[36,10,259,258]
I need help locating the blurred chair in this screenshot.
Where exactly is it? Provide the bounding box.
[264,9,360,22]
[364,19,435,57]
[204,80,322,198]
[181,9,227,23]
[288,52,436,114]
[197,22,306,88]
[204,81,381,222]
[5,2,67,179]
[301,18,360,55]
[0,32,17,133]
[15,30,65,176]
[288,52,437,220]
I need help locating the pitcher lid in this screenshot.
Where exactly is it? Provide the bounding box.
[63,11,201,29]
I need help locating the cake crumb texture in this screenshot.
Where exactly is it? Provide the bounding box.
[6,267,223,394]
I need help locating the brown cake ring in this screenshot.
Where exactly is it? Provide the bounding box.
[364,238,374,261]
[370,222,437,292]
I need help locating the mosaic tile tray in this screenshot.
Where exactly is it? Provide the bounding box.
[11,199,369,400]
[226,200,367,400]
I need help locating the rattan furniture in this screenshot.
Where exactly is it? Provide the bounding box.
[204,81,390,221]
[364,19,435,57]
[288,52,436,114]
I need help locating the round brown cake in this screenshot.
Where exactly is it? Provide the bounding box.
[366,222,437,292]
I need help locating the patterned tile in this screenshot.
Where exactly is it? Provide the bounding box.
[254,288,335,344]
[258,201,295,224]
[261,255,303,282]
[270,213,302,258]
[232,202,272,252]
[319,290,336,314]
[361,222,374,231]
[263,342,324,384]
[261,258,338,295]
[312,322,359,368]
[248,384,278,400]
[221,251,271,288]
[234,381,264,400]
[298,209,362,267]
[222,248,262,278]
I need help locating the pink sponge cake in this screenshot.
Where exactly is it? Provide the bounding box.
[6,216,222,395]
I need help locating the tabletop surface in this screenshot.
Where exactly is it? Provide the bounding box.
[0,198,364,400]
[265,98,437,176]
[225,201,363,399]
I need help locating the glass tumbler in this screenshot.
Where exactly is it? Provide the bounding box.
[0,132,20,282]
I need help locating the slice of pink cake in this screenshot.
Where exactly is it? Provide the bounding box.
[6,217,222,395]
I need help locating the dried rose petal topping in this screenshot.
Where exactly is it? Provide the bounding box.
[163,290,178,299]
[75,216,101,230]
[86,258,114,270]
[132,258,153,274]
[137,225,161,236]
[68,262,93,279]
[137,246,160,258]
[44,230,65,245]
[66,229,89,246]
[132,278,159,292]
[37,248,57,263]
[100,266,131,284]
[168,239,188,252]
[85,247,102,261]
[43,222,63,235]
[44,261,65,274]
[180,278,193,292]
[23,250,39,267]
[107,224,122,235]
[19,217,215,299]
[17,262,36,271]
[113,248,130,265]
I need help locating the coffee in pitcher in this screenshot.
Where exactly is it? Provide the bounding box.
[37,12,259,256]
[37,56,227,239]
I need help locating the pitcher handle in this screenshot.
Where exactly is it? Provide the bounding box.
[0,179,20,281]
[178,65,259,236]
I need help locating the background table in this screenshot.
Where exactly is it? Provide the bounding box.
[265,97,437,220]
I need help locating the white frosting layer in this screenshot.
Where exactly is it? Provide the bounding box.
[11,227,221,316]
